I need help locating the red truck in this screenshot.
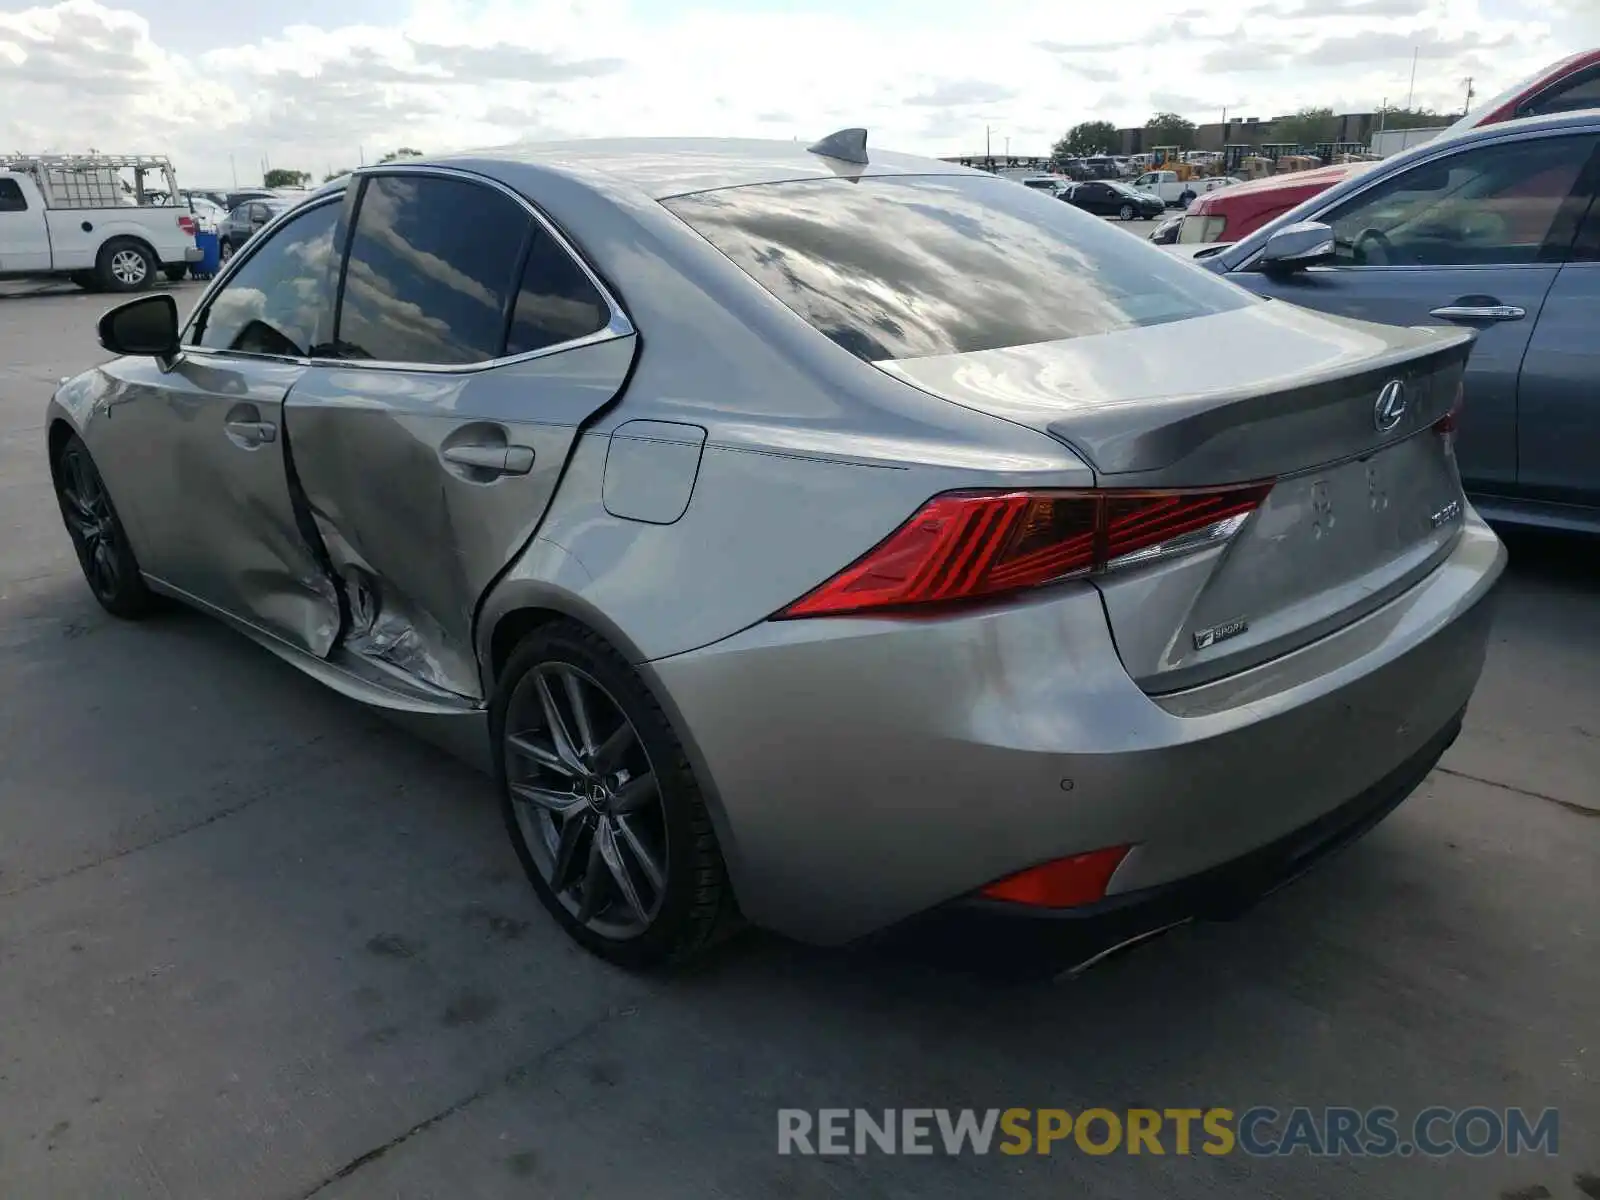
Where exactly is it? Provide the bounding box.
[1173,48,1600,246]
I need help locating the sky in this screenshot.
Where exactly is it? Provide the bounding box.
[0,0,1595,186]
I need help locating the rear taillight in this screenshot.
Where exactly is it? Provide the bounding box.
[776,482,1272,618]
[178,215,198,236]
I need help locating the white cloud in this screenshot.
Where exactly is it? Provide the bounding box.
[0,0,1588,185]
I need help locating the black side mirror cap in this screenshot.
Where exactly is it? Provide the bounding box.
[98,293,180,366]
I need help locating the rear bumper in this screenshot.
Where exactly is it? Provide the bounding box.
[649,513,1505,947]
[879,709,1462,978]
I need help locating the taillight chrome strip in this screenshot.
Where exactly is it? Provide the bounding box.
[1104,510,1255,572]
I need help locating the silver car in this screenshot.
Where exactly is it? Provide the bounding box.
[1184,110,1600,535]
[47,134,1505,974]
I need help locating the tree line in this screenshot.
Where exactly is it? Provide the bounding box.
[1051,105,1451,162]
[261,149,424,189]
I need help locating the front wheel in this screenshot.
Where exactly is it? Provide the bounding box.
[1119,203,1136,221]
[492,622,736,968]
[53,434,157,618]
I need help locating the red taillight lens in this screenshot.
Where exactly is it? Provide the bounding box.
[776,482,1272,618]
[979,845,1132,908]
[178,215,198,236]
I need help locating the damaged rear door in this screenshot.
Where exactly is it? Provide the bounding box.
[284,169,635,702]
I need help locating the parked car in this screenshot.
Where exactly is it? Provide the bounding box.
[47,135,1504,974]
[1132,169,1237,208]
[1147,211,1184,244]
[1184,111,1600,533]
[1063,179,1166,220]
[0,153,201,290]
[217,197,290,261]
[1178,47,1600,248]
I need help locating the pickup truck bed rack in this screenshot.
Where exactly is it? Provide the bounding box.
[0,153,178,208]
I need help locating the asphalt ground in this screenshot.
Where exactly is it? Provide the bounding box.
[1,280,1595,1199]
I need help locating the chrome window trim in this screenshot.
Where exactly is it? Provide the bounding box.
[182,164,634,375]
[318,163,633,375]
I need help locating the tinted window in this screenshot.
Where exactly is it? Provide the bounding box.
[0,178,25,212]
[664,175,1251,361]
[504,226,610,356]
[335,175,529,365]
[1522,67,1600,117]
[1323,134,1596,267]
[196,200,339,357]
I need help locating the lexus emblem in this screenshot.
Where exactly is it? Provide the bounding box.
[1374,380,1408,433]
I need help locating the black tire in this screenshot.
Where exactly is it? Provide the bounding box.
[492,621,736,969]
[1119,203,1136,221]
[69,270,99,291]
[53,433,157,618]
[163,264,189,283]
[96,238,156,293]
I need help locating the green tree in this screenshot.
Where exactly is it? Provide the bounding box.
[263,168,311,188]
[1274,106,1338,148]
[378,147,424,163]
[1375,105,1450,131]
[1145,112,1197,149]
[1052,120,1119,162]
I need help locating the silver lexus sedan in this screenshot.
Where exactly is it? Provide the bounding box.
[47,132,1506,975]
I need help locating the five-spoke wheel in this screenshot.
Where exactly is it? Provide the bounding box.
[493,622,734,966]
[53,433,156,617]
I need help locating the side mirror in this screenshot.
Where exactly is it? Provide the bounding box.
[98,294,180,367]
[1256,220,1336,273]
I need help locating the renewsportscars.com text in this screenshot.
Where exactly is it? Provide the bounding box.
[777,1106,1559,1158]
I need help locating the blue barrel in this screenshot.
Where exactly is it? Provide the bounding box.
[193,231,221,279]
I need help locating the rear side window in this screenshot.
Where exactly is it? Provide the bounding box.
[335,175,530,365]
[0,178,26,212]
[664,175,1251,361]
[505,227,611,356]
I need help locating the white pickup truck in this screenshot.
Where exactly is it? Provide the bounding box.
[0,154,201,292]
[1131,170,1240,209]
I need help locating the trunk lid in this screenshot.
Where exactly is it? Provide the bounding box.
[877,302,1475,690]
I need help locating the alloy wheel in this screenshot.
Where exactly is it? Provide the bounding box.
[58,443,124,602]
[504,662,669,940]
[110,249,148,286]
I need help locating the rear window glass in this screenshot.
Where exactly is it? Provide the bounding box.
[664,175,1251,361]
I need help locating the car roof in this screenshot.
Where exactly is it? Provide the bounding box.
[429,136,986,200]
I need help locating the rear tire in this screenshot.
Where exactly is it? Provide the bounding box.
[53,433,157,618]
[163,264,189,283]
[69,271,99,291]
[492,621,737,969]
[1119,203,1136,221]
[96,238,155,293]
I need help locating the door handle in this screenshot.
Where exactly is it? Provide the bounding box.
[441,444,535,476]
[1428,304,1526,322]
[225,419,277,445]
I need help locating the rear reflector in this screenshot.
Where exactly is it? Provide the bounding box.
[979,845,1132,908]
[776,482,1272,618]
[1433,379,1465,435]
[177,215,198,236]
